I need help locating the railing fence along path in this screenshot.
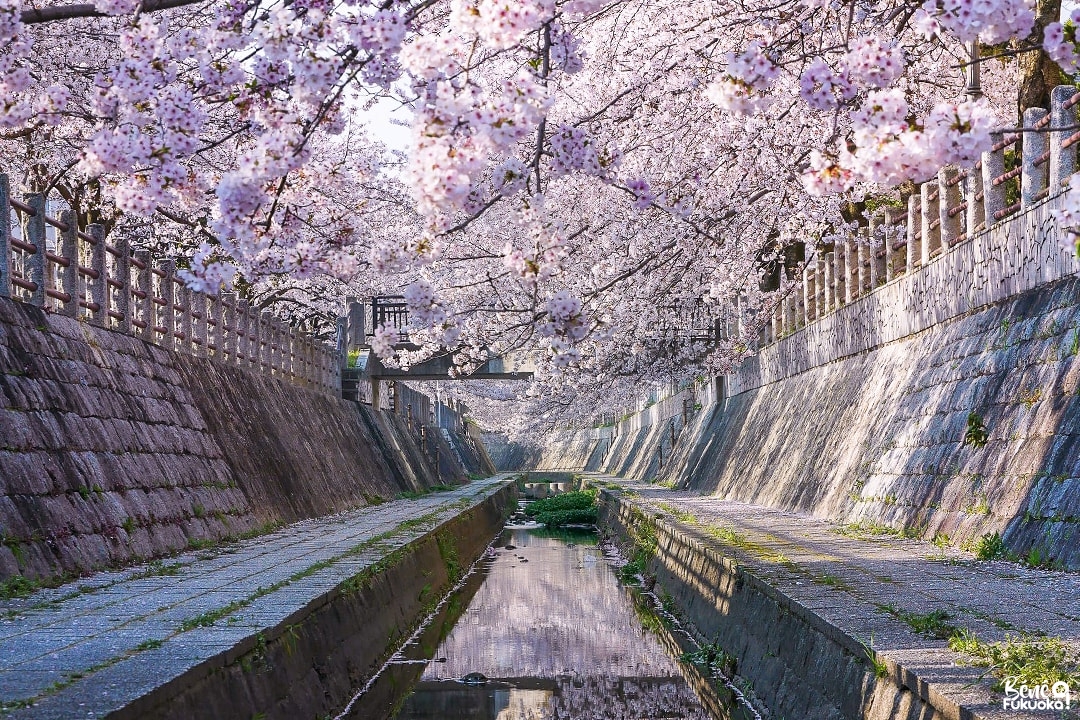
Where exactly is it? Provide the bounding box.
[0,174,340,392]
[755,84,1080,345]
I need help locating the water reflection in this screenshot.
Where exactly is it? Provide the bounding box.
[342,523,735,720]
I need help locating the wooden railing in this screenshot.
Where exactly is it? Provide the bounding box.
[0,174,340,393]
[762,84,1080,344]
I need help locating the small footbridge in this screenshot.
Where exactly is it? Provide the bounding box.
[339,295,534,409]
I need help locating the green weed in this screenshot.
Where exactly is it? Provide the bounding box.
[963,411,989,448]
[949,630,1080,691]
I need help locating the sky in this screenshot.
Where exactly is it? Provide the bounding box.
[358,96,414,152]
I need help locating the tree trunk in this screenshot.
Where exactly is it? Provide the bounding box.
[1018,0,1063,114]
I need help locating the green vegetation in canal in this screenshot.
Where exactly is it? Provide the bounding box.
[0,574,39,600]
[812,574,853,592]
[528,525,599,544]
[682,641,738,678]
[524,489,598,528]
[618,508,659,584]
[948,630,1080,691]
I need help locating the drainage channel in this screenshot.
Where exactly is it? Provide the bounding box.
[338,501,760,720]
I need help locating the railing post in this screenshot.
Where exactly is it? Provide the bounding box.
[209,294,223,358]
[238,298,251,365]
[114,234,131,333]
[982,133,1006,224]
[0,175,9,298]
[855,233,865,294]
[299,334,310,386]
[177,282,193,353]
[845,238,856,303]
[275,320,285,375]
[283,322,293,378]
[939,166,963,250]
[868,217,881,288]
[906,193,919,272]
[318,344,327,389]
[815,256,826,318]
[59,210,78,317]
[920,183,939,263]
[966,162,985,237]
[1022,107,1049,209]
[823,251,834,312]
[135,249,153,339]
[159,258,175,346]
[222,293,238,362]
[336,316,348,371]
[240,300,253,365]
[294,330,305,384]
[291,328,300,379]
[275,320,286,375]
[347,297,365,351]
[259,311,272,371]
[24,194,46,307]
[1050,85,1078,191]
[802,265,812,325]
[838,239,846,304]
[248,305,260,370]
[89,224,107,326]
[192,291,207,356]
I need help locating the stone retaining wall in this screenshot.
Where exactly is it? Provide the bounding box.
[0,296,490,581]
[539,273,1080,565]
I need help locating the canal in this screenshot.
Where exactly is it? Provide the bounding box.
[337,500,757,719]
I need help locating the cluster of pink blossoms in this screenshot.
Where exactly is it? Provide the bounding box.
[704,42,779,116]
[370,324,400,359]
[0,0,67,129]
[803,90,996,192]
[549,126,615,177]
[407,73,550,219]
[913,0,1034,43]
[1044,12,1080,73]
[450,0,555,50]
[539,290,590,370]
[502,201,569,286]
[798,37,904,111]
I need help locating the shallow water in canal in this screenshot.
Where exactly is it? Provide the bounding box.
[340,512,754,720]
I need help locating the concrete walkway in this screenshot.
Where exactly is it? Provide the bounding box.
[595,474,1080,720]
[0,474,514,719]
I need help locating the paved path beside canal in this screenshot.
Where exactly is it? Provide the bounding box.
[595,474,1080,720]
[0,474,515,719]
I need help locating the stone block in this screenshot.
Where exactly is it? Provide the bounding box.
[0,375,46,412]
[0,407,35,451]
[0,451,57,495]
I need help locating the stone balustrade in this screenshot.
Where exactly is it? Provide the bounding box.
[758,84,1080,346]
[0,174,339,393]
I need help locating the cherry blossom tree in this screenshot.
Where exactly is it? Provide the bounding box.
[0,0,1065,437]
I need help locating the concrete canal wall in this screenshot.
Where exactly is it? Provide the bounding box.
[117,482,516,720]
[599,493,945,720]
[538,194,1080,566]
[0,295,492,581]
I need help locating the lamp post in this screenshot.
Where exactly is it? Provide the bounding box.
[966,41,983,100]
